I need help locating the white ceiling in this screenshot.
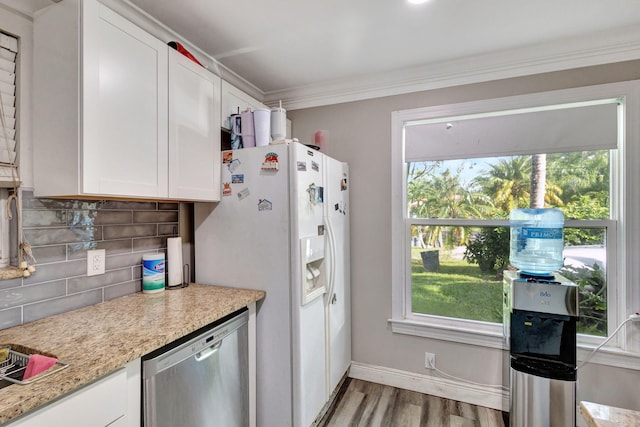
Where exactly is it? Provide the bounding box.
[7,0,640,109]
[129,0,640,106]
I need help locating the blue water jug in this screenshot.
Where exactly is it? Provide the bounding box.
[509,208,564,275]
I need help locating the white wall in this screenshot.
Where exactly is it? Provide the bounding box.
[288,60,640,411]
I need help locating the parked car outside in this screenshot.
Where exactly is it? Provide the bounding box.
[563,245,605,270]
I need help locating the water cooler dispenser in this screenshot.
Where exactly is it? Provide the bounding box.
[504,270,578,427]
[506,207,578,426]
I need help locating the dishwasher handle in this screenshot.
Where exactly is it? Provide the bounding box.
[194,340,222,362]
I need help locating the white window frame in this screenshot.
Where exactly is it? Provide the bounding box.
[0,7,34,276]
[0,30,18,269]
[0,189,8,268]
[390,81,640,370]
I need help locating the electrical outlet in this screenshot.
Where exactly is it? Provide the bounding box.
[87,249,106,276]
[425,352,436,369]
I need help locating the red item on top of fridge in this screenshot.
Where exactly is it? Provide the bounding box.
[168,41,203,67]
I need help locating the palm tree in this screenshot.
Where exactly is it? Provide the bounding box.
[530,153,564,208]
[407,161,442,246]
[473,156,531,214]
[419,166,491,247]
[546,151,609,207]
[474,155,563,215]
[530,154,546,208]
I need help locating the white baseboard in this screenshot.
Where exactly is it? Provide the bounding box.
[349,361,509,412]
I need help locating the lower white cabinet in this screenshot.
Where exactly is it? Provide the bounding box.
[6,360,141,427]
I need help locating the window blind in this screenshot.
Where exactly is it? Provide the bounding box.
[404,101,619,162]
[0,32,17,168]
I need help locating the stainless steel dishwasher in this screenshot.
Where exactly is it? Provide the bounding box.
[142,308,249,427]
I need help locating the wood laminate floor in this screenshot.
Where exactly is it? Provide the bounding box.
[318,378,508,427]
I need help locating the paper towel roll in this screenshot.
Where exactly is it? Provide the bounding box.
[167,237,183,287]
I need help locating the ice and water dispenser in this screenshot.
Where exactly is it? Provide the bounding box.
[504,208,579,427]
[300,235,326,305]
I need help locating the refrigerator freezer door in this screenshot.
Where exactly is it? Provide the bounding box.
[195,142,336,427]
[324,157,351,396]
[194,144,294,427]
[291,143,326,239]
[289,143,328,427]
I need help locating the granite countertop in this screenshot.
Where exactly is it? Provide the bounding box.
[0,283,265,424]
[580,401,640,427]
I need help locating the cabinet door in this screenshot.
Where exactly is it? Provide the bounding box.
[221,80,267,130]
[6,368,127,427]
[168,49,221,201]
[82,0,168,198]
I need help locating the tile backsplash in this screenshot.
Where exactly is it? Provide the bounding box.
[0,191,179,330]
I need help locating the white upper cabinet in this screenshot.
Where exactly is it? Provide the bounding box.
[82,0,169,198]
[168,48,221,201]
[33,0,221,202]
[33,0,168,199]
[221,80,268,130]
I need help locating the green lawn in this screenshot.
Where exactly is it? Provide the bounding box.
[411,251,504,323]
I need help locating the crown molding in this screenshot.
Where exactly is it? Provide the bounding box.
[20,1,640,111]
[265,24,640,111]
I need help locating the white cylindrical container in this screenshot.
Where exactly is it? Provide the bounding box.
[143,253,165,293]
[240,109,255,147]
[253,108,271,146]
[166,237,183,287]
[270,106,286,141]
[509,208,564,275]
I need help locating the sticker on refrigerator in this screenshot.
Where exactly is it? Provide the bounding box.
[228,158,241,173]
[231,174,244,184]
[222,152,233,164]
[261,152,279,171]
[258,199,273,211]
[237,188,250,201]
[311,161,319,172]
[297,161,307,171]
[341,178,348,191]
[222,182,232,196]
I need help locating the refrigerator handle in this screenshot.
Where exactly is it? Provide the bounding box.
[325,219,337,306]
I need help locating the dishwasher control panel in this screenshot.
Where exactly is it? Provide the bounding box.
[142,308,248,377]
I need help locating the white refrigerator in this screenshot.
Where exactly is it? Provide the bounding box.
[194,142,350,427]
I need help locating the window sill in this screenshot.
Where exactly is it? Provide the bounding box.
[389,318,640,370]
[577,345,640,371]
[389,318,506,350]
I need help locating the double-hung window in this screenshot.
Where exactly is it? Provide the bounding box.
[391,81,640,366]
